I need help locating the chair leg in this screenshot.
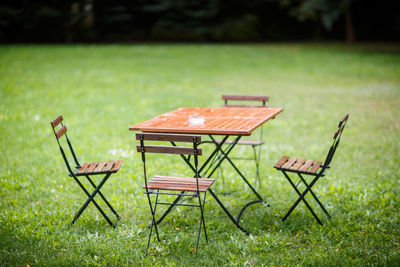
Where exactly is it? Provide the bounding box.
[153,190,160,241]
[146,190,160,255]
[252,145,261,187]
[201,192,208,241]
[195,214,203,254]
[281,171,323,225]
[71,173,115,227]
[146,215,155,255]
[85,175,120,219]
[297,173,330,217]
[195,193,207,254]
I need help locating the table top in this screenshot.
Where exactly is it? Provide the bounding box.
[129,107,283,136]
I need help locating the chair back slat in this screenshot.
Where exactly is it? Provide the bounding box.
[136,145,202,155]
[222,94,269,108]
[333,114,349,140]
[51,114,63,128]
[338,114,349,128]
[333,123,345,140]
[56,125,67,139]
[136,132,202,196]
[222,95,269,102]
[222,104,268,108]
[51,114,81,174]
[323,114,349,168]
[136,132,201,143]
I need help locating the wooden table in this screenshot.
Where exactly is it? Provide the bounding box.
[129,107,283,135]
[130,107,283,234]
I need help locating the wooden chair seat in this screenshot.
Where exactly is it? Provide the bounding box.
[274,156,323,175]
[144,175,215,192]
[75,160,124,176]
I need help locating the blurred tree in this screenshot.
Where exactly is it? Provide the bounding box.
[0,0,398,42]
[281,0,355,42]
[139,0,264,41]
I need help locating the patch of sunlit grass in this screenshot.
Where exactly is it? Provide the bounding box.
[0,43,399,265]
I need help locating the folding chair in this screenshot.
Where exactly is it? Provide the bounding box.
[214,94,269,185]
[273,114,349,225]
[136,132,215,254]
[51,114,123,228]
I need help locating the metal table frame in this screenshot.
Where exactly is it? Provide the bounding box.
[130,107,283,235]
[155,134,269,235]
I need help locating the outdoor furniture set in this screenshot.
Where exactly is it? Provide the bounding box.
[51,94,349,254]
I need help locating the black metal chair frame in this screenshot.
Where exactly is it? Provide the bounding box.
[154,133,270,236]
[51,115,120,228]
[136,133,212,254]
[275,114,349,225]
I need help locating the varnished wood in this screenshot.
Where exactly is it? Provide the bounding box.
[274,157,323,175]
[152,175,213,185]
[308,161,322,174]
[75,160,123,176]
[145,175,215,192]
[222,95,269,102]
[136,132,201,143]
[51,114,63,128]
[129,107,283,136]
[282,157,297,169]
[56,125,67,139]
[299,160,314,173]
[136,145,202,155]
[94,161,107,173]
[112,160,124,172]
[334,123,346,139]
[274,156,289,168]
[338,114,349,127]
[290,158,305,171]
[77,162,90,174]
[334,114,349,139]
[103,161,115,172]
[86,162,98,173]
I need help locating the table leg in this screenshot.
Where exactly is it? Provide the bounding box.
[208,135,268,204]
[156,134,268,234]
[208,189,250,235]
[207,136,270,226]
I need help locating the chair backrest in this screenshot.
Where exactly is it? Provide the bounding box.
[222,94,269,107]
[222,94,269,141]
[322,114,349,170]
[136,132,202,192]
[51,114,80,175]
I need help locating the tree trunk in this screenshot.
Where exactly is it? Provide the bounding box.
[314,12,322,40]
[345,9,355,43]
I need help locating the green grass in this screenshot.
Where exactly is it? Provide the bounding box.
[1,43,399,266]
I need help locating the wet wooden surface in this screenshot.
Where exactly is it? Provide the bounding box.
[129,107,283,136]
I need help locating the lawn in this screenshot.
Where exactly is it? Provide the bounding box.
[0,43,399,266]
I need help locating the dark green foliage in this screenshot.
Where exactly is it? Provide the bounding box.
[0,0,399,42]
[282,0,352,30]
